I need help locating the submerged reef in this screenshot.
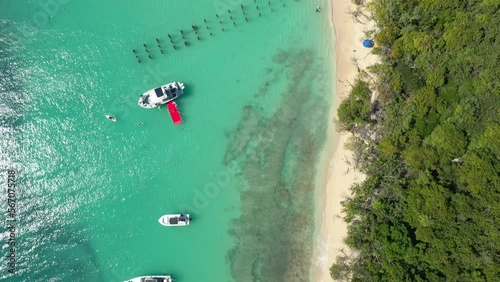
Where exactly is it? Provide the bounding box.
[226,48,331,282]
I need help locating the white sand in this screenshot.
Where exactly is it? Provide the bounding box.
[312,0,378,281]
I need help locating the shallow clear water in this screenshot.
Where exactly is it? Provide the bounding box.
[0,0,334,281]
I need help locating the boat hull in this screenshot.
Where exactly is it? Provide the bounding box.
[138,82,184,109]
[158,214,190,226]
[125,275,173,282]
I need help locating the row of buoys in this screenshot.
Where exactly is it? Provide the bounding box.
[132,0,286,63]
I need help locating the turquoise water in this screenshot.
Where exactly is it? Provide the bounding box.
[0,0,334,281]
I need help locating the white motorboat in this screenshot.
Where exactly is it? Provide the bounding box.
[158,214,190,226]
[138,82,185,109]
[124,275,173,282]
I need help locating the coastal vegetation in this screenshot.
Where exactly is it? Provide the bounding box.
[331,0,499,281]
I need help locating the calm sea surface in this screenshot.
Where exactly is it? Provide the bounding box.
[0,0,334,281]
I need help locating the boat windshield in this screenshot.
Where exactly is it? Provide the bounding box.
[154,87,164,97]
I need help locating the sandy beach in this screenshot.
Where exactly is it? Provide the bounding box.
[313,0,378,281]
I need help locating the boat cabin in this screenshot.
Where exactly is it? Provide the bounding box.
[154,84,179,102]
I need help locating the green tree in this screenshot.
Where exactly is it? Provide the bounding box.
[337,80,373,131]
[332,0,500,280]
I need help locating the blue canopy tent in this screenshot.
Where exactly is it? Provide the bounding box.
[363,39,374,48]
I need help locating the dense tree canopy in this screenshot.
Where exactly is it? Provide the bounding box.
[332,0,499,281]
[337,80,373,131]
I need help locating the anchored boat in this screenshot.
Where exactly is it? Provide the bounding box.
[158,214,190,226]
[105,115,117,122]
[138,82,184,109]
[125,275,173,282]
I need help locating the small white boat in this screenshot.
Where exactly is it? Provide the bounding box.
[124,275,173,282]
[158,214,190,226]
[106,115,116,122]
[138,82,185,109]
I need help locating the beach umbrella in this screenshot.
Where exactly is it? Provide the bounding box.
[363,39,374,48]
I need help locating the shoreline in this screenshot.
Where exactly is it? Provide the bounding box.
[313,0,378,281]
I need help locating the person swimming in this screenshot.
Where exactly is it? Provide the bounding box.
[316,5,322,12]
